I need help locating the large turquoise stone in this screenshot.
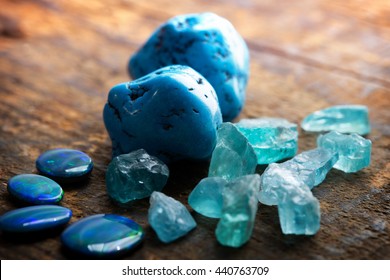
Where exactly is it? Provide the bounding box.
[61,214,144,257]
[0,205,72,233]
[129,12,250,121]
[7,174,64,205]
[36,148,93,181]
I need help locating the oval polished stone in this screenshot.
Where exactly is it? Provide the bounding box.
[0,205,72,233]
[36,148,93,181]
[61,214,144,257]
[7,174,64,205]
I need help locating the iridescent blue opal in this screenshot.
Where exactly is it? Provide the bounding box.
[0,205,72,233]
[36,148,93,181]
[61,214,144,257]
[7,174,64,205]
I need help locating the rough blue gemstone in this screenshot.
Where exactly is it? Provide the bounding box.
[61,214,144,257]
[188,177,227,218]
[103,65,222,163]
[36,148,93,181]
[7,174,64,205]
[129,12,250,121]
[317,131,371,173]
[301,105,370,135]
[0,205,72,233]
[235,117,298,164]
[148,191,196,243]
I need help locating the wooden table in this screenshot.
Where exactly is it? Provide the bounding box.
[0,0,389,260]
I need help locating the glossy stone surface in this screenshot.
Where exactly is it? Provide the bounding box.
[208,122,257,180]
[106,149,169,205]
[215,174,260,247]
[0,205,72,233]
[7,174,64,205]
[317,131,371,173]
[235,117,298,164]
[148,191,196,243]
[301,105,370,135]
[188,177,227,218]
[36,148,93,181]
[61,214,144,257]
[103,65,222,163]
[129,12,249,121]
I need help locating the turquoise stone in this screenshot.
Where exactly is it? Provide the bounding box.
[301,105,370,135]
[188,177,227,218]
[0,205,72,233]
[208,122,257,180]
[61,214,144,257]
[106,149,169,205]
[215,174,260,247]
[36,148,93,181]
[317,131,371,173]
[235,117,298,164]
[148,191,196,243]
[7,174,64,205]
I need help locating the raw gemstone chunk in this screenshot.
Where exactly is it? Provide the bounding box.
[215,174,260,247]
[301,105,370,135]
[129,12,250,121]
[235,117,298,164]
[106,149,169,205]
[188,177,227,218]
[317,131,371,173]
[103,65,222,163]
[208,122,257,180]
[61,214,144,257]
[148,191,196,243]
[7,174,64,205]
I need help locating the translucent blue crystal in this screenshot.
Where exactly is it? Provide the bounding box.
[208,122,257,180]
[215,174,260,247]
[317,131,371,173]
[235,117,298,164]
[188,177,227,218]
[106,149,169,205]
[148,191,196,243]
[301,105,370,135]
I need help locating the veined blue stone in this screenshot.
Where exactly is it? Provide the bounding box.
[188,177,227,218]
[103,65,222,163]
[215,174,260,247]
[148,191,196,243]
[317,131,371,173]
[0,205,72,233]
[208,122,257,180]
[129,12,250,121]
[61,214,144,257]
[235,117,298,164]
[7,174,64,205]
[301,105,370,135]
[106,149,169,205]
[36,148,93,181]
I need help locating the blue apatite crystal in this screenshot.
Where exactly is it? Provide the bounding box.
[103,65,222,163]
[106,149,169,205]
[129,12,249,121]
[7,174,64,205]
[235,117,298,164]
[0,205,72,233]
[148,191,196,243]
[317,131,371,173]
[188,177,227,218]
[215,174,260,247]
[301,105,370,135]
[61,214,144,257]
[36,148,93,181]
[208,122,257,180]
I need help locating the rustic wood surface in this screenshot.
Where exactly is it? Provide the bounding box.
[0,0,389,260]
